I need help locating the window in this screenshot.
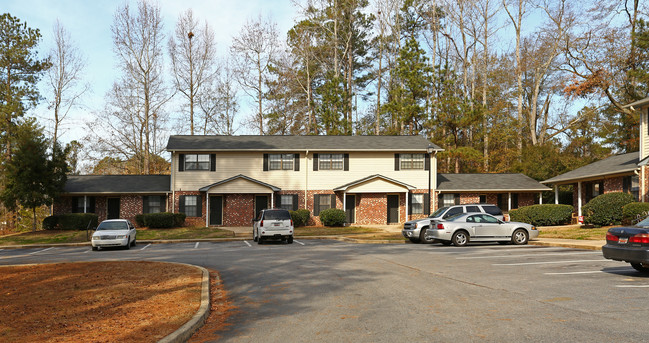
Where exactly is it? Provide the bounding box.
[511,193,519,209]
[482,205,503,216]
[143,196,165,214]
[269,154,294,170]
[411,194,424,214]
[400,153,425,170]
[624,175,640,200]
[180,195,201,217]
[466,205,480,213]
[479,195,487,203]
[71,196,95,213]
[319,154,344,170]
[442,206,463,219]
[314,194,336,216]
[279,194,297,211]
[185,154,210,170]
[441,193,459,207]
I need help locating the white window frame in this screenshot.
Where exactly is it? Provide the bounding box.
[184,195,200,217]
[269,154,294,170]
[400,153,425,170]
[319,154,344,170]
[411,194,424,214]
[185,154,210,170]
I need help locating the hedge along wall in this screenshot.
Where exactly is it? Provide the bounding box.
[508,204,573,226]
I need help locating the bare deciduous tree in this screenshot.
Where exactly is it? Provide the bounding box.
[45,20,88,153]
[169,9,218,135]
[231,15,279,135]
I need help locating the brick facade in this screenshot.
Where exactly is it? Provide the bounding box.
[222,194,254,226]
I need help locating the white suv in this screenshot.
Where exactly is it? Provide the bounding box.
[402,204,504,243]
[252,209,294,244]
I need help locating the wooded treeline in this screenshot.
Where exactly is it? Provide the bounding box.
[3,0,649,187]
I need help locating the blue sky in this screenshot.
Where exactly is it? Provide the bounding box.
[4,0,299,146]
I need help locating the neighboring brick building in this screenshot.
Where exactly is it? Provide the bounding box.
[54,135,550,226]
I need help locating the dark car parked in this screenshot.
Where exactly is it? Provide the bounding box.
[602,216,649,273]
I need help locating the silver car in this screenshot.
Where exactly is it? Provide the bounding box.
[425,213,538,246]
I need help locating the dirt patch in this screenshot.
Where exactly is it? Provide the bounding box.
[0,261,203,342]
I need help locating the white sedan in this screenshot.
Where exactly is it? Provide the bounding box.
[425,213,538,246]
[91,219,137,251]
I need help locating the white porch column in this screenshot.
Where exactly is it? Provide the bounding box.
[205,194,210,227]
[539,193,543,204]
[577,181,583,217]
[83,195,87,213]
[554,186,559,204]
[508,192,511,211]
[343,191,347,214]
[405,192,409,221]
[271,193,274,208]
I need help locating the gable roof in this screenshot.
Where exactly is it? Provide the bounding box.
[625,97,649,109]
[333,174,415,191]
[64,175,170,194]
[198,174,281,192]
[166,135,443,152]
[541,152,639,185]
[437,173,550,192]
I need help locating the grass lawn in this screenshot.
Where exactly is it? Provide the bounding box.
[294,226,383,236]
[0,227,234,245]
[538,225,611,240]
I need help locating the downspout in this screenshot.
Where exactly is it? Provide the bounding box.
[305,150,309,210]
[578,181,582,217]
[432,151,439,211]
[206,193,209,226]
[635,168,644,202]
[171,150,175,213]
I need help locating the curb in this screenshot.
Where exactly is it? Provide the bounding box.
[158,264,211,343]
[529,240,603,251]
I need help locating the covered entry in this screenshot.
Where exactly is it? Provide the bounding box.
[199,174,281,226]
[334,174,415,225]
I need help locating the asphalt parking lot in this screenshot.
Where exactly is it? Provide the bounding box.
[2,240,649,342]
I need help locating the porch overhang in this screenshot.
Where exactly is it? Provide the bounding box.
[199,174,281,194]
[333,174,415,193]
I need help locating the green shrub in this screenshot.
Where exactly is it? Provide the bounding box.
[319,208,346,226]
[173,213,186,227]
[290,209,311,227]
[56,213,98,230]
[509,204,573,226]
[134,214,145,227]
[42,216,58,230]
[622,202,649,224]
[582,192,635,226]
[137,212,174,228]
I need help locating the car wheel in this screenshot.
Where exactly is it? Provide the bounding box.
[131,237,136,247]
[441,241,452,246]
[630,263,649,273]
[287,236,294,244]
[258,237,264,245]
[253,230,258,242]
[419,227,434,244]
[511,229,529,245]
[125,237,131,250]
[92,246,98,251]
[452,231,469,247]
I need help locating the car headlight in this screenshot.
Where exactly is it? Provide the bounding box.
[116,235,126,239]
[92,236,99,240]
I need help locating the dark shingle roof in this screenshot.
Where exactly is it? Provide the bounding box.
[437,174,550,192]
[166,135,443,152]
[64,175,170,194]
[542,152,639,185]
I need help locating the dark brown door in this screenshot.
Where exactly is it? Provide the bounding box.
[345,195,355,223]
[255,195,268,218]
[209,196,223,226]
[387,195,399,224]
[107,198,120,219]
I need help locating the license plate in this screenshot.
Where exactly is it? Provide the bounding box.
[619,238,628,244]
[273,223,281,226]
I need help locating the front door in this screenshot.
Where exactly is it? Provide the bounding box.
[387,195,399,224]
[255,195,268,219]
[345,195,355,223]
[107,198,120,219]
[209,196,223,226]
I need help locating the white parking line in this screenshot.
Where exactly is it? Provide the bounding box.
[194,242,200,249]
[294,240,305,246]
[615,285,649,288]
[243,241,251,247]
[494,259,617,266]
[28,247,54,255]
[458,252,599,260]
[83,249,91,254]
[140,244,151,251]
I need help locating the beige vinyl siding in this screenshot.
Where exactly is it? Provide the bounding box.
[346,178,410,193]
[643,108,649,160]
[206,178,274,193]
[172,151,432,191]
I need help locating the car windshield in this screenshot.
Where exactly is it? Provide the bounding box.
[446,213,466,221]
[264,211,291,220]
[637,217,649,227]
[97,222,128,230]
[430,207,448,218]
